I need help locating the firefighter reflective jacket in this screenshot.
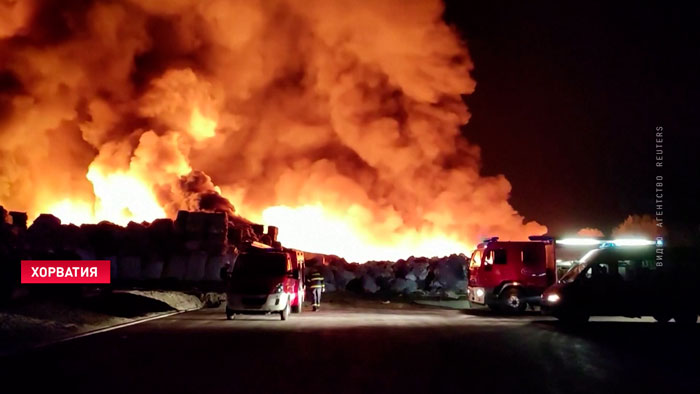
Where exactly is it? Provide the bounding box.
[309,272,325,290]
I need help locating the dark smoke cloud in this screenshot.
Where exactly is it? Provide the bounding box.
[177,170,239,221]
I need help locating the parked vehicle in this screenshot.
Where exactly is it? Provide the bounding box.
[224,243,305,321]
[467,236,556,312]
[541,244,699,324]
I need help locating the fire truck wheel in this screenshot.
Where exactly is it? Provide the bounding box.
[500,288,527,313]
[280,303,290,321]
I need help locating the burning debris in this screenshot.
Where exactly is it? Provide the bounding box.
[0,0,545,262]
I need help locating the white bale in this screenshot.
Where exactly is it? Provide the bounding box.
[361,275,380,293]
[404,279,418,293]
[380,267,393,278]
[429,278,444,290]
[453,280,467,294]
[202,292,226,307]
[164,254,187,280]
[333,269,356,289]
[436,268,458,288]
[366,262,389,278]
[410,262,430,280]
[391,278,409,293]
[185,251,207,281]
[118,256,141,280]
[391,278,419,294]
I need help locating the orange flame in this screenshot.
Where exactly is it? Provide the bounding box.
[259,205,471,262]
[44,199,95,226]
[189,107,217,141]
[39,168,167,226]
[86,166,167,226]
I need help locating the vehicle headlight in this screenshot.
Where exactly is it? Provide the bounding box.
[545,293,561,303]
[475,288,485,298]
[272,283,284,294]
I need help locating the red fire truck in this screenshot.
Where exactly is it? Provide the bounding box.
[224,242,306,321]
[467,236,556,312]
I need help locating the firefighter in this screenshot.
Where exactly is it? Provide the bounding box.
[308,270,325,311]
[219,246,239,281]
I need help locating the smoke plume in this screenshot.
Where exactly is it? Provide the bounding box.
[0,0,546,260]
[612,214,663,239]
[577,228,604,238]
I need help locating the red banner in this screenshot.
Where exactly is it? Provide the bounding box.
[21,260,111,284]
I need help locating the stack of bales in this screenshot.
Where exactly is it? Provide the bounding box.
[163,211,230,282]
[305,253,469,297]
[0,207,252,286]
[2,204,469,298]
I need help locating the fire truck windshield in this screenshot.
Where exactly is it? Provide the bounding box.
[469,250,482,268]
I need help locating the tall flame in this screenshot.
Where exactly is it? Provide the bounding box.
[86,167,167,226]
[44,199,96,227]
[189,108,217,142]
[261,205,471,262]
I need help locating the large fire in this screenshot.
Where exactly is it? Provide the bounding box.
[0,0,546,262]
[259,205,469,262]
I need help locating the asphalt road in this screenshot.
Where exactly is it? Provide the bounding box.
[2,300,699,394]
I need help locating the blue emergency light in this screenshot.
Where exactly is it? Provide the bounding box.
[529,235,554,243]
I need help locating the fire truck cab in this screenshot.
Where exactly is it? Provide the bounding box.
[225,243,305,321]
[467,236,556,312]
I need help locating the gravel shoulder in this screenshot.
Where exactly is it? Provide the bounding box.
[0,290,203,356]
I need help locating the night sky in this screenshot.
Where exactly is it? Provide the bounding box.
[444,1,700,239]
